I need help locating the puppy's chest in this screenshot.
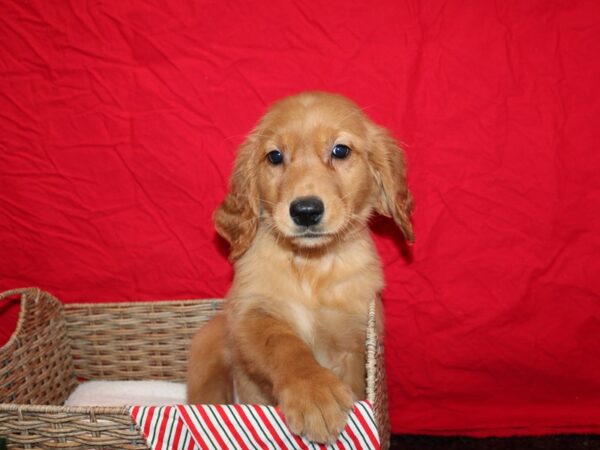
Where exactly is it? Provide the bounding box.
[286,299,366,362]
[282,264,371,356]
[273,266,372,381]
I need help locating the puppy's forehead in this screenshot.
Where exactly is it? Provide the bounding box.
[260,93,369,142]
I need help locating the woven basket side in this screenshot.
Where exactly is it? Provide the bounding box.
[0,288,77,406]
[0,403,149,450]
[366,298,390,450]
[64,299,223,381]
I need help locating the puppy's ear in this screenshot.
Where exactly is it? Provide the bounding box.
[214,136,260,261]
[368,125,415,243]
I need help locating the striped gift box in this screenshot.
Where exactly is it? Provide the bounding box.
[131,401,380,450]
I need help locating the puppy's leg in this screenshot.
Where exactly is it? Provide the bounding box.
[338,351,366,400]
[186,314,233,404]
[234,310,354,443]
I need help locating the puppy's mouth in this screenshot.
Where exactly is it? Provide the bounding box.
[293,231,332,239]
[287,229,337,248]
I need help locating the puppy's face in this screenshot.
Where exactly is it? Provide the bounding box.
[215,92,414,260]
[255,95,377,249]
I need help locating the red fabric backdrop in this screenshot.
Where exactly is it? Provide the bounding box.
[1,0,599,437]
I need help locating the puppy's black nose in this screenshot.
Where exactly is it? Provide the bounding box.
[289,196,324,227]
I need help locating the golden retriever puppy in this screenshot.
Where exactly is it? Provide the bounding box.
[187,91,413,443]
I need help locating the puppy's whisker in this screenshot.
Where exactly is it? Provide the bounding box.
[234,216,260,228]
[340,187,372,202]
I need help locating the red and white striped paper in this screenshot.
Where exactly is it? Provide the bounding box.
[130,401,379,450]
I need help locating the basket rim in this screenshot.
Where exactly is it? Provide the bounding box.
[0,287,43,356]
[65,298,223,309]
[0,402,130,415]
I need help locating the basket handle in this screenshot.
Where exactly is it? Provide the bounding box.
[0,287,41,302]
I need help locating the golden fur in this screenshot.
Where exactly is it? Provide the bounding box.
[187,91,413,443]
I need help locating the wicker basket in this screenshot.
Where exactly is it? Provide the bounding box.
[0,288,390,449]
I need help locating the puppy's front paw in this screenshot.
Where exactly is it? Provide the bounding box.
[277,368,354,443]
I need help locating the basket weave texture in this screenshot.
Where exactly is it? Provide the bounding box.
[0,288,390,449]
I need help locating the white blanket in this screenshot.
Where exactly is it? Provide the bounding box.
[64,380,186,407]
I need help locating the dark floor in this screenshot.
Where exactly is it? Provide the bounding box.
[3,435,600,449]
[390,434,600,449]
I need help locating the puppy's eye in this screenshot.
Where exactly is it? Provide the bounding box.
[267,150,284,165]
[331,144,351,159]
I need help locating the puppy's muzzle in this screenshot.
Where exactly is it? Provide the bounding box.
[289,196,324,227]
